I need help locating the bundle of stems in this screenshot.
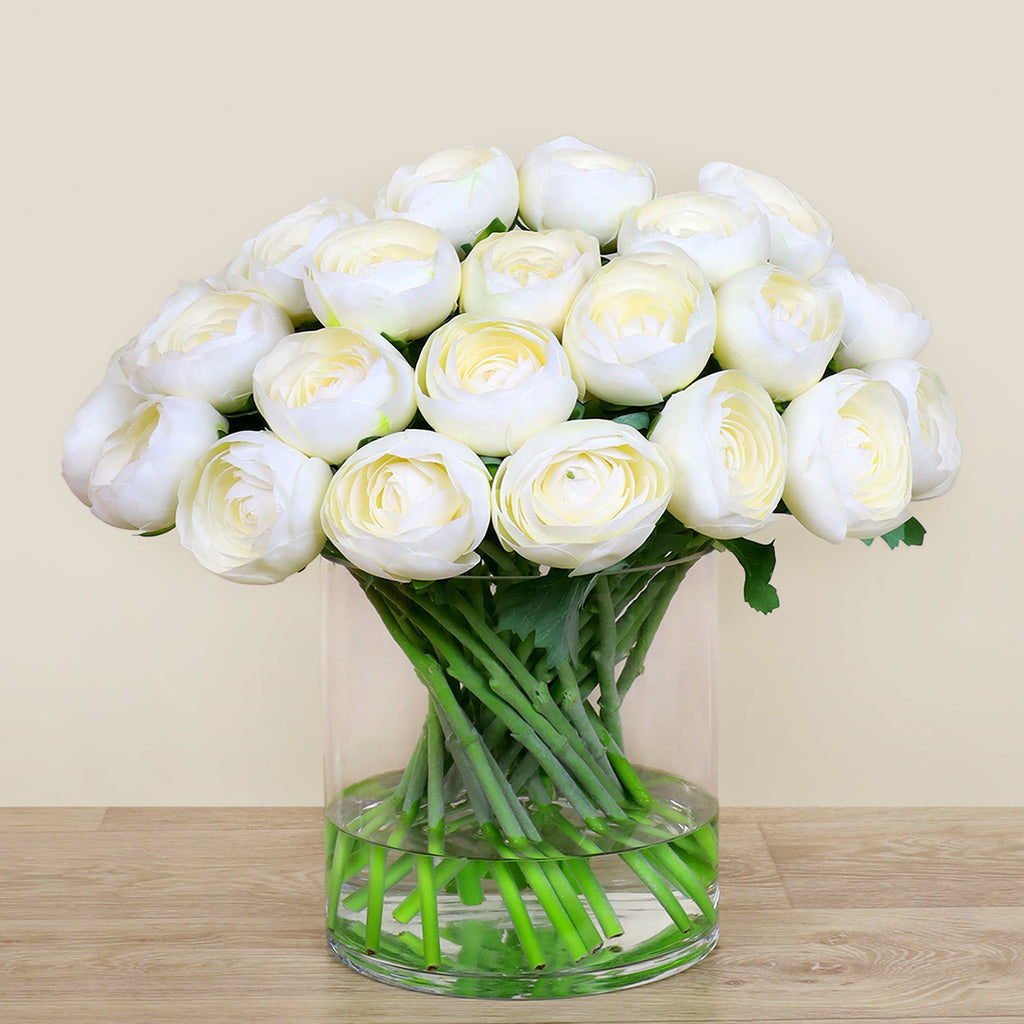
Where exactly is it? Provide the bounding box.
[325,531,718,972]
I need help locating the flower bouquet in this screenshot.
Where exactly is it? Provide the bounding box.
[63,137,961,998]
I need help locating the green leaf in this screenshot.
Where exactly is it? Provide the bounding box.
[381,332,406,347]
[137,525,175,538]
[459,242,474,257]
[480,456,503,479]
[472,217,508,246]
[495,570,598,666]
[569,400,587,421]
[612,411,650,432]
[718,537,780,614]
[879,516,927,550]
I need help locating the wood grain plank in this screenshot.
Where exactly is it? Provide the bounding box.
[0,808,106,832]
[3,809,1023,1022]
[719,822,791,909]
[97,806,321,830]
[1,909,1022,1020]
[762,815,1024,908]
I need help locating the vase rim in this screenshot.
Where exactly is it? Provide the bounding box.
[319,549,710,583]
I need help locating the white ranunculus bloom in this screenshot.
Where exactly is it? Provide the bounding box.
[517,136,656,251]
[87,397,228,532]
[782,371,912,542]
[862,358,961,500]
[715,265,843,401]
[304,218,460,342]
[561,248,716,406]
[459,228,600,338]
[811,265,931,369]
[120,284,293,413]
[253,326,416,465]
[321,430,492,582]
[650,371,787,539]
[374,146,519,250]
[177,431,331,584]
[415,314,579,457]
[224,196,367,320]
[617,191,770,287]
[491,419,674,575]
[698,162,835,278]
[62,382,147,505]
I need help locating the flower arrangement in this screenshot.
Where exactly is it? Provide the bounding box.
[63,137,961,997]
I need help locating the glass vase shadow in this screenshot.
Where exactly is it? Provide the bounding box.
[321,552,719,998]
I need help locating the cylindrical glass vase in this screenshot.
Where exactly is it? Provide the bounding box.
[321,552,719,998]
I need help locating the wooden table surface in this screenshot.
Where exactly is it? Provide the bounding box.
[2,808,1022,1023]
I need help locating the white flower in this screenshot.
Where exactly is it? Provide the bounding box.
[321,430,491,582]
[120,284,293,413]
[698,162,835,277]
[862,358,961,500]
[252,326,416,465]
[415,314,578,457]
[459,228,600,338]
[87,397,227,532]
[304,219,460,342]
[224,196,367,320]
[491,419,673,574]
[650,371,786,539]
[812,265,931,369]
[374,146,519,250]
[176,431,331,584]
[561,248,715,406]
[517,136,656,250]
[782,371,912,542]
[62,382,147,505]
[715,265,843,401]
[617,191,770,287]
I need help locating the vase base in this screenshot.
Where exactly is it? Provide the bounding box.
[328,919,718,999]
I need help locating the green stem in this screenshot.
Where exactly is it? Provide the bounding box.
[395,726,428,822]
[594,576,623,746]
[455,861,485,906]
[425,702,444,853]
[325,830,351,930]
[648,844,717,920]
[365,586,528,842]
[568,859,624,939]
[491,861,545,970]
[343,851,415,912]
[416,855,441,969]
[621,850,693,935]
[392,858,465,924]
[364,845,388,954]
[616,564,688,700]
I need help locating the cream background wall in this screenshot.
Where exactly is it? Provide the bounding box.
[1,0,1019,805]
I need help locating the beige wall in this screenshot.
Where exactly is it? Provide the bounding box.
[2,1,1019,806]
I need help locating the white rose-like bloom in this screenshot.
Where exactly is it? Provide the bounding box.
[491,420,674,575]
[459,228,600,338]
[87,397,228,532]
[120,285,292,413]
[650,371,787,539]
[225,196,367,320]
[374,146,519,250]
[812,265,931,369]
[415,314,578,457]
[62,382,147,505]
[304,219,460,342]
[518,136,656,251]
[862,358,961,500]
[252,326,416,465]
[561,249,715,406]
[176,431,331,584]
[715,265,843,401]
[617,191,770,287]
[698,162,835,278]
[321,430,492,583]
[782,371,912,542]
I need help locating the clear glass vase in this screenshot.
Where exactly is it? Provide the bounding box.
[321,547,719,998]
